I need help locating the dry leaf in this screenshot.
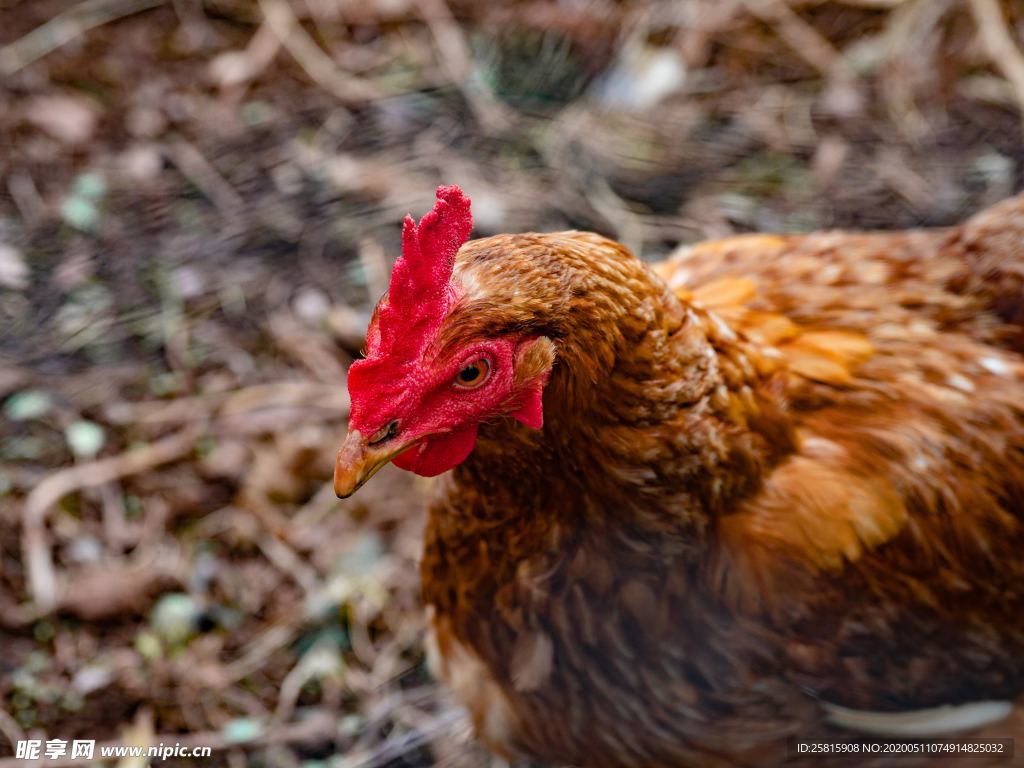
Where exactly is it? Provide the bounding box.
[23,93,100,145]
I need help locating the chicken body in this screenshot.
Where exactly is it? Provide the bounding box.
[419,195,1024,766]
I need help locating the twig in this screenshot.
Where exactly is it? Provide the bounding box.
[414,0,516,131]
[414,0,472,80]
[967,0,1024,130]
[223,623,301,683]
[166,138,246,218]
[741,0,858,80]
[338,709,466,768]
[100,481,132,549]
[6,171,46,225]
[21,426,202,613]
[57,546,184,621]
[257,534,322,594]
[103,381,346,426]
[0,0,167,76]
[876,0,953,140]
[272,637,343,724]
[873,147,936,209]
[0,709,25,753]
[291,480,344,534]
[103,392,230,425]
[209,16,283,89]
[257,0,383,104]
[267,313,349,383]
[959,72,1019,109]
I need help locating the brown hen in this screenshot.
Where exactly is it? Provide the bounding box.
[335,187,1024,767]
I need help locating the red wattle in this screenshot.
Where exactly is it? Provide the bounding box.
[393,424,479,477]
[511,383,545,429]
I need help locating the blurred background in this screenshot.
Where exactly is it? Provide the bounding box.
[1,0,1022,765]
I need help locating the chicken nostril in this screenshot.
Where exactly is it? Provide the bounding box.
[368,420,400,445]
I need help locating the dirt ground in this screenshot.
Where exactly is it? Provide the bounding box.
[1,0,1022,765]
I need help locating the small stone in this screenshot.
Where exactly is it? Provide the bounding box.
[293,287,330,325]
[3,390,52,421]
[66,536,103,564]
[73,173,107,200]
[65,420,105,458]
[121,144,164,181]
[60,197,99,232]
[72,664,114,695]
[150,593,200,646]
[174,266,205,299]
[23,94,100,145]
[222,718,264,744]
[0,244,28,289]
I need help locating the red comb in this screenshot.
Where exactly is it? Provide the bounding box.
[391,185,472,312]
[368,185,471,358]
[349,186,472,428]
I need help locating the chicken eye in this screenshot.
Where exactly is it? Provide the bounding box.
[454,357,491,389]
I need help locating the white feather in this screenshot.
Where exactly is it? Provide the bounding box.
[824,700,1013,738]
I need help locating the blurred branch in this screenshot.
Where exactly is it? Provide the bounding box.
[877,0,954,140]
[57,546,185,621]
[741,0,858,80]
[414,0,516,131]
[0,710,25,754]
[209,16,283,88]
[414,0,472,81]
[166,137,246,220]
[267,312,349,383]
[103,382,347,428]
[0,0,166,76]
[338,708,467,768]
[21,425,203,614]
[257,534,322,593]
[257,0,383,104]
[223,622,301,682]
[967,0,1024,129]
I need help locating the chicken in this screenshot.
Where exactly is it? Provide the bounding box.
[333,186,1024,767]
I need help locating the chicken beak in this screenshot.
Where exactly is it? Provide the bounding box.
[333,429,414,498]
